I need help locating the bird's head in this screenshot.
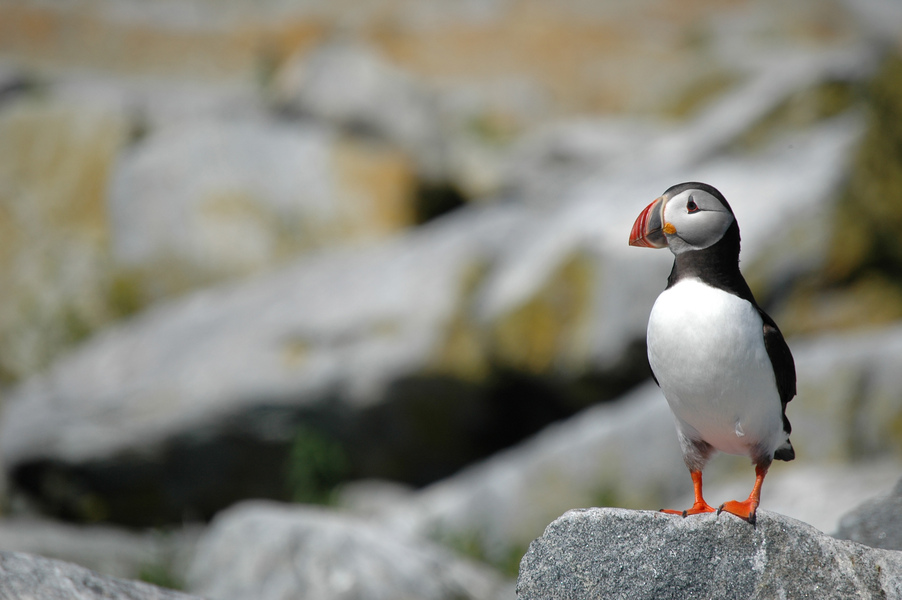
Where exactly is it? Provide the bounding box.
[629,182,735,255]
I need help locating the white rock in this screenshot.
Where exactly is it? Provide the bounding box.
[186,501,513,600]
[109,118,390,278]
[503,45,877,207]
[274,39,445,179]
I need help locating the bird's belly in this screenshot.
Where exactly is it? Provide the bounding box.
[647,279,783,456]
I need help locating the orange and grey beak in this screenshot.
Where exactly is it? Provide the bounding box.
[629,197,668,248]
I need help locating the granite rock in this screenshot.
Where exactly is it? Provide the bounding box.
[0,551,201,600]
[517,507,902,600]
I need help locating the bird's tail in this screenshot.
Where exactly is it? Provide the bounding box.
[774,439,795,461]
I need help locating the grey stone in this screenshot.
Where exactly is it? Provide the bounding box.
[2,195,554,523]
[274,39,445,180]
[841,0,902,44]
[0,202,531,515]
[0,551,201,600]
[517,508,902,600]
[791,324,902,463]
[0,72,271,383]
[0,516,202,584]
[109,117,417,289]
[836,477,902,551]
[336,479,416,518]
[504,46,877,207]
[110,118,331,274]
[186,500,513,600]
[640,47,878,172]
[52,74,265,134]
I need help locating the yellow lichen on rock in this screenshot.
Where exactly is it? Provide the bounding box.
[0,98,128,380]
[331,137,418,242]
[488,254,595,375]
[426,260,492,382]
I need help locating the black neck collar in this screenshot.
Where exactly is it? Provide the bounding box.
[665,220,756,305]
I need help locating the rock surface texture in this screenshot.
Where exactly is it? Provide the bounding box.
[517,508,902,600]
[0,551,201,600]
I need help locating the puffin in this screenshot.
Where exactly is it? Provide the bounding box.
[628,182,795,524]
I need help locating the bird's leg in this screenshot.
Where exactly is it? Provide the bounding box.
[661,470,716,516]
[718,462,769,524]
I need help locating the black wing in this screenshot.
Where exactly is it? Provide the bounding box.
[757,306,796,432]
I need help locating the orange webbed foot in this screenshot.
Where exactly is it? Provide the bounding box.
[662,470,717,517]
[718,498,759,524]
[660,501,716,517]
[717,462,769,525]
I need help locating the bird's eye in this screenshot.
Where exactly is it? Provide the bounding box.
[687,198,699,213]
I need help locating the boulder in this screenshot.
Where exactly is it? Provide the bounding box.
[0,71,283,383]
[336,479,417,518]
[185,500,513,600]
[791,324,902,462]
[273,39,446,181]
[51,73,265,134]
[517,508,902,600]
[109,117,418,299]
[0,203,539,524]
[0,551,201,600]
[768,53,902,335]
[835,477,902,551]
[504,46,877,206]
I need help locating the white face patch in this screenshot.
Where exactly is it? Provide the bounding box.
[662,190,734,254]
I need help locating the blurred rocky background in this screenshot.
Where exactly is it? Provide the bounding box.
[0,0,901,597]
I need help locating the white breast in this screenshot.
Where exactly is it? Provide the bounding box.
[647,278,783,457]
